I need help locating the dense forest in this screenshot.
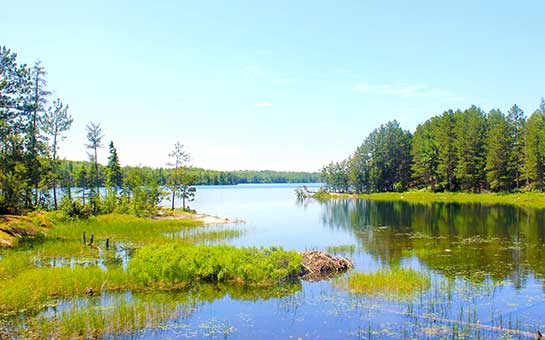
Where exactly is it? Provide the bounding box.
[0,46,317,215]
[322,102,545,194]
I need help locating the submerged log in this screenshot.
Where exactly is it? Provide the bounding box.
[300,250,352,282]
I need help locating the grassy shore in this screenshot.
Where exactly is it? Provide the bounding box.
[315,191,545,209]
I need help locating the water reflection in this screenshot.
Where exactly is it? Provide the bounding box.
[320,199,545,286]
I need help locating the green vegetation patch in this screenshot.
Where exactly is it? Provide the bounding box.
[0,266,132,314]
[50,213,203,245]
[20,298,179,339]
[129,244,302,287]
[317,191,545,209]
[337,268,430,298]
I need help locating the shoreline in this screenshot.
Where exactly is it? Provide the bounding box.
[314,191,545,209]
[152,209,245,225]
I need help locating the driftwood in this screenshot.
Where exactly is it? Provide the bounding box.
[300,250,352,282]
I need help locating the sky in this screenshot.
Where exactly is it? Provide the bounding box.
[1,0,544,171]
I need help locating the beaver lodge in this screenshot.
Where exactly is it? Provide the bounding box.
[300,250,352,281]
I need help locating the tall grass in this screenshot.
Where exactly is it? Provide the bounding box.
[129,244,302,286]
[21,298,179,339]
[337,268,430,298]
[49,214,203,245]
[0,266,133,313]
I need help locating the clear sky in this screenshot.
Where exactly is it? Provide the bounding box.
[1,1,544,171]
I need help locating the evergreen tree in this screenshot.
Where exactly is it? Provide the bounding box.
[506,104,526,189]
[42,98,72,209]
[167,141,191,209]
[411,117,439,190]
[106,141,123,190]
[454,106,487,192]
[85,122,104,200]
[524,111,545,189]
[435,111,458,191]
[485,109,511,191]
[28,60,51,206]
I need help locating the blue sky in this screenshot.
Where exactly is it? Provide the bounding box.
[2,1,544,171]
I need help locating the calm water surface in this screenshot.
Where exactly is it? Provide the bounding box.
[45,184,545,338]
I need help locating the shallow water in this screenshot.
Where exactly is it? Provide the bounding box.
[10,184,545,338]
[148,184,545,339]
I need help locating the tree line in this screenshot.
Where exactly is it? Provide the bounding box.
[54,161,319,189]
[322,102,545,194]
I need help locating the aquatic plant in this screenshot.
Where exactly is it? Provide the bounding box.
[20,298,179,339]
[49,213,203,245]
[0,266,132,313]
[337,268,430,298]
[129,244,302,286]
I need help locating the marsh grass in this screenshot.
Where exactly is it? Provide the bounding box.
[129,244,302,286]
[318,191,545,209]
[337,268,430,298]
[21,298,179,339]
[0,266,133,314]
[49,214,203,245]
[0,250,34,279]
[170,228,245,244]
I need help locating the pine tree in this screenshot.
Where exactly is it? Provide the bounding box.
[506,104,526,189]
[454,106,487,192]
[485,109,511,191]
[106,141,123,190]
[524,111,545,189]
[411,118,439,190]
[43,98,72,209]
[85,122,104,200]
[435,111,458,191]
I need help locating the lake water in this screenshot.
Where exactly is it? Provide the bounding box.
[22,183,545,339]
[118,183,544,339]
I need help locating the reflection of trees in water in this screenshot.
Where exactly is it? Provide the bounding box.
[320,199,545,285]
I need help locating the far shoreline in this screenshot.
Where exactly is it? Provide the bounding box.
[313,191,545,209]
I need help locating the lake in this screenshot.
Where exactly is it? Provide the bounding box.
[14,183,545,339]
[129,183,544,339]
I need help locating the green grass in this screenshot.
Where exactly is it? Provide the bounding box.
[0,266,133,314]
[337,268,430,298]
[316,190,545,209]
[49,213,203,245]
[129,244,302,286]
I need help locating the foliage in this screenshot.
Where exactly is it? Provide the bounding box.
[322,120,412,193]
[322,101,545,194]
[129,244,302,286]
